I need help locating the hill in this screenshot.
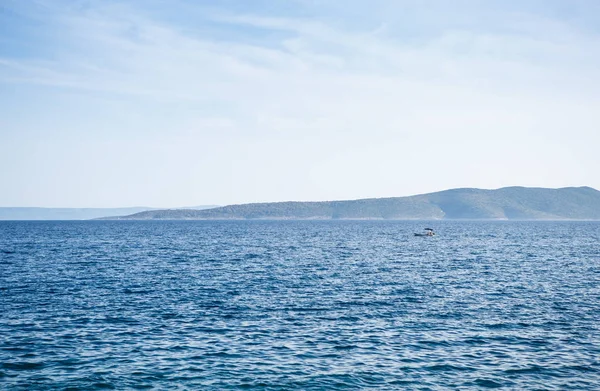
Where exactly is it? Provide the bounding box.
[101,187,600,220]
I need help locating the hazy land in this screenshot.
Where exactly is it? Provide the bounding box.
[0,206,218,220]
[100,186,600,221]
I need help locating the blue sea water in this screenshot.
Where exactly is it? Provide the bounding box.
[1,220,599,390]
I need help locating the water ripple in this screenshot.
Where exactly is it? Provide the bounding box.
[1,220,599,389]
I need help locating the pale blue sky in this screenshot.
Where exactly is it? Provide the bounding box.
[1,0,599,207]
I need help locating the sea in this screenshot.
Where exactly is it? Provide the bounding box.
[1,220,599,390]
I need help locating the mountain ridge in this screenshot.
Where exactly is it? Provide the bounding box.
[99,186,600,221]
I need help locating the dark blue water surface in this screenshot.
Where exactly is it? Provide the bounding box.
[1,220,600,390]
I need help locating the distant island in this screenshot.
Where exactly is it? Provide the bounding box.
[0,206,219,220]
[99,187,600,220]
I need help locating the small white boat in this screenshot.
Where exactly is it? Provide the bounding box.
[414,228,435,237]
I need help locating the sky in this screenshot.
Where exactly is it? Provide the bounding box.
[1,0,599,207]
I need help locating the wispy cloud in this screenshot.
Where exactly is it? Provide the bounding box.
[1,0,599,206]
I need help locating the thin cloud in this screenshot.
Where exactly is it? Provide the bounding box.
[0,0,599,206]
